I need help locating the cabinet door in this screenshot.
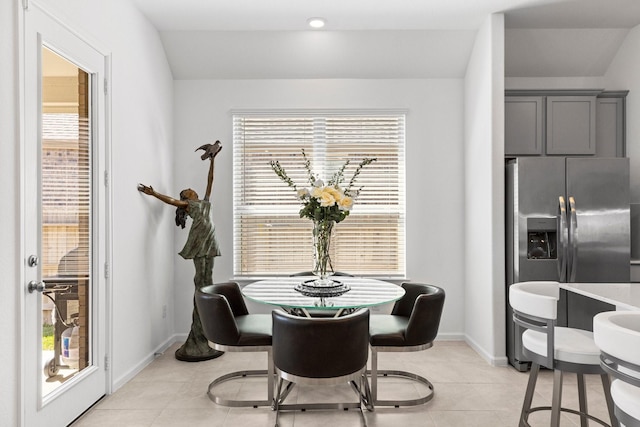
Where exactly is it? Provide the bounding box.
[596,97,625,157]
[546,96,596,155]
[505,96,543,156]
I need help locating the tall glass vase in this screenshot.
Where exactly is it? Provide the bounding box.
[312,219,335,286]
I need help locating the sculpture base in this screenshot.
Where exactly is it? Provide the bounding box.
[175,346,224,362]
[174,313,225,362]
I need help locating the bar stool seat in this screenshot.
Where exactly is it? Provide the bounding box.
[523,326,601,365]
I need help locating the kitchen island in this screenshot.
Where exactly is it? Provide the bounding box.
[560,282,640,311]
[556,283,640,332]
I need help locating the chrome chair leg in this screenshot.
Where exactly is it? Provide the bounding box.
[370,348,378,402]
[368,346,435,407]
[274,377,284,427]
[601,374,619,427]
[359,373,368,426]
[520,362,539,427]
[551,369,563,427]
[577,374,588,427]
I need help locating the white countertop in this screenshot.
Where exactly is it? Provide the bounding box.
[560,283,640,311]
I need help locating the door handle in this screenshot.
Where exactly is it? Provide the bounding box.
[568,196,578,282]
[557,196,568,282]
[27,280,47,293]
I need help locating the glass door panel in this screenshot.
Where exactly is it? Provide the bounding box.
[40,47,92,397]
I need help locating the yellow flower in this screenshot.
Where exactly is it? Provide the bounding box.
[325,186,343,200]
[318,188,338,207]
[311,186,324,199]
[337,195,353,211]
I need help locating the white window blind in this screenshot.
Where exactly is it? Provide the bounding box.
[41,112,91,279]
[233,112,406,277]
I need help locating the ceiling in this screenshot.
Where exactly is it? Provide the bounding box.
[131,0,640,79]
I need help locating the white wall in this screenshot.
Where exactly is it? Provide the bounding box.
[605,23,640,203]
[172,78,467,339]
[463,14,506,365]
[2,3,175,424]
[0,0,20,425]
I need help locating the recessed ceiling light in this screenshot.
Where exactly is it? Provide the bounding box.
[307,17,326,29]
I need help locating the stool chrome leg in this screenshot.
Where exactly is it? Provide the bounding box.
[520,362,539,427]
[551,369,563,427]
[601,374,619,427]
[577,374,588,427]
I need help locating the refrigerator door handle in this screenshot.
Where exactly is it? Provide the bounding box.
[557,196,568,282]
[568,196,578,282]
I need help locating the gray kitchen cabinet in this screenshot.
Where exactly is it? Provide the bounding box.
[546,96,596,155]
[505,96,543,156]
[596,92,627,158]
[505,90,626,158]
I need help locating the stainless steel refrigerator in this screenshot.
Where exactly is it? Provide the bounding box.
[506,157,630,370]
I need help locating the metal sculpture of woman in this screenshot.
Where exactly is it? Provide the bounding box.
[138,141,223,361]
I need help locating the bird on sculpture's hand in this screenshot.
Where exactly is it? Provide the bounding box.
[195,140,222,160]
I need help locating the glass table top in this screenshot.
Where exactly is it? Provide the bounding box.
[241,276,405,311]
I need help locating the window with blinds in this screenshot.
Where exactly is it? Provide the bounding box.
[233,112,406,277]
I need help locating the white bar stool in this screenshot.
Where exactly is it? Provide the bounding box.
[509,281,618,427]
[594,311,640,427]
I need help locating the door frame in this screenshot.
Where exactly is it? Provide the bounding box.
[18,1,113,425]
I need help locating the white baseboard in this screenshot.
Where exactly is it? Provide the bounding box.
[464,334,509,367]
[111,335,180,392]
[434,332,465,341]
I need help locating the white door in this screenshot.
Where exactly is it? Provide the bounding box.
[23,2,110,426]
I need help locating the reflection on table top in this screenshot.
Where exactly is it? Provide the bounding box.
[560,282,640,311]
[242,276,405,311]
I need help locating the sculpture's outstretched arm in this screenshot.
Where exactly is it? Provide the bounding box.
[137,184,188,208]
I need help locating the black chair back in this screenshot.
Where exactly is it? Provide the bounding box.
[208,281,249,317]
[196,284,241,346]
[272,309,369,378]
[392,283,445,346]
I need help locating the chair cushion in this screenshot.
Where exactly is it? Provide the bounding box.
[369,314,409,346]
[236,314,272,346]
[522,327,600,365]
[611,379,640,421]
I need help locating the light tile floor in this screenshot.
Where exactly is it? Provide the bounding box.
[71,341,616,427]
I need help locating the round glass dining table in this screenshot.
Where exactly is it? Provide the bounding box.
[241,276,405,317]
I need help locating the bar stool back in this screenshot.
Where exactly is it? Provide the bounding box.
[594,311,640,427]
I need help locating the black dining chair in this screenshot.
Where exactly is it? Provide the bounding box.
[368,282,445,407]
[272,308,371,426]
[195,282,274,407]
